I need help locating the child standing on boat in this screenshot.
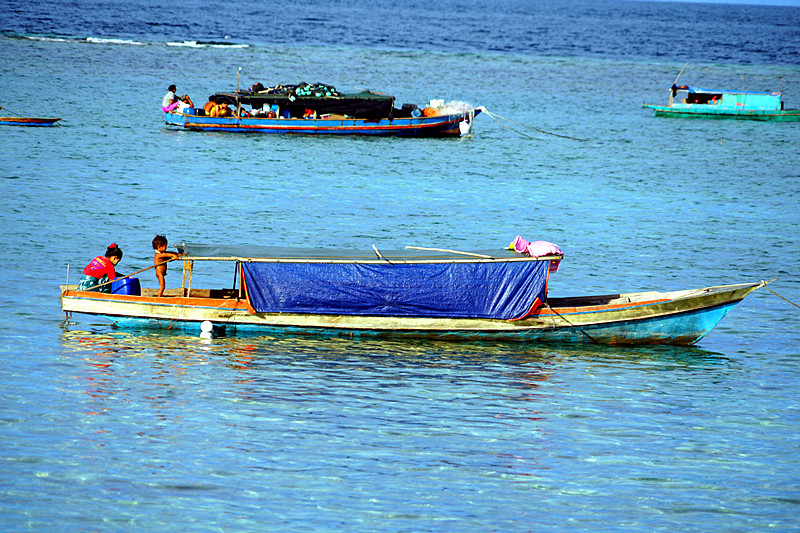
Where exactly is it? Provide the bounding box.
[152,235,182,297]
[78,244,123,292]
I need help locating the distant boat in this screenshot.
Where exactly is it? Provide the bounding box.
[164,82,480,137]
[59,244,767,345]
[0,107,61,127]
[643,85,800,121]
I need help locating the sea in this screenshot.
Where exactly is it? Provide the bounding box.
[1,0,799,530]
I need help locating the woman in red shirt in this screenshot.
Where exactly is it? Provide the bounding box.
[77,244,123,292]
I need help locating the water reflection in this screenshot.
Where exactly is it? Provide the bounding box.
[60,326,730,368]
[54,328,746,509]
[58,328,731,412]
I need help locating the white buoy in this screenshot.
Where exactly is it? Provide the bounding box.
[201,320,213,333]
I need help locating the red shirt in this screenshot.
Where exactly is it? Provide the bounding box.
[83,256,116,280]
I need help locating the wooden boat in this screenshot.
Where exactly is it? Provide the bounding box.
[59,245,767,345]
[165,83,480,136]
[643,85,800,121]
[0,116,61,126]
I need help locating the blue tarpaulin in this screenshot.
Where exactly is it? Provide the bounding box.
[241,260,549,320]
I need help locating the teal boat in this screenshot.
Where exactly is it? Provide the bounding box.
[643,85,800,121]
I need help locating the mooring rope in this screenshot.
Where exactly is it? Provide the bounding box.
[480,107,588,141]
[763,283,800,309]
[544,302,600,344]
[0,105,24,117]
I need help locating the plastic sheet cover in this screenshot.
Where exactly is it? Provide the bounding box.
[241,260,549,320]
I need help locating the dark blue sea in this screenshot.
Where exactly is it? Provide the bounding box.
[1,0,799,530]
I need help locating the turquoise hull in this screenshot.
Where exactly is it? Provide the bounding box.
[102,299,740,345]
[643,104,800,121]
[62,281,765,346]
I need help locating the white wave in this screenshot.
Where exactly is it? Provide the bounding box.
[16,35,74,43]
[166,40,203,47]
[85,37,147,46]
[166,40,249,48]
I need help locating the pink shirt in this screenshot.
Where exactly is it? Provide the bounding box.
[83,256,116,280]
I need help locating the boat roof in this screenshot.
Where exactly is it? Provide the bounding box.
[214,88,396,119]
[680,86,779,96]
[177,243,562,263]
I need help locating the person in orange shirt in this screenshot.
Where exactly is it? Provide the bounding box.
[77,244,123,292]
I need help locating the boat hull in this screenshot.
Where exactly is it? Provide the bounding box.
[643,104,800,121]
[0,117,61,126]
[164,109,480,136]
[60,282,764,345]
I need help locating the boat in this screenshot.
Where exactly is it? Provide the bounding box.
[0,106,61,127]
[164,82,480,136]
[59,243,767,345]
[643,85,800,121]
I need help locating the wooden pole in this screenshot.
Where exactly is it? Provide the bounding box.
[673,62,689,86]
[75,258,177,292]
[236,67,242,118]
[405,246,493,259]
[186,260,194,297]
[669,62,689,106]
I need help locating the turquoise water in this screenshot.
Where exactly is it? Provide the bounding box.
[2,1,800,530]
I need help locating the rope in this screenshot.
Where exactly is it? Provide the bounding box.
[480,107,588,142]
[763,284,800,309]
[544,302,600,344]
[372,244,393,264]
[482,111,538,139]
[0,105,24,117]
[72,259,176,292]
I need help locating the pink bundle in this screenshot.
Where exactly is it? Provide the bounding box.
[509,236,563,272]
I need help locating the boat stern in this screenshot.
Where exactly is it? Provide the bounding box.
[164,111,187,128]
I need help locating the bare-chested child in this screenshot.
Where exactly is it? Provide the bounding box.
[152,235,182,297]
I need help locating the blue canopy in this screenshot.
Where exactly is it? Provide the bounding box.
[241,260,550,320]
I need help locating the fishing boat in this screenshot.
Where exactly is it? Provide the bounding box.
[164,82,480,136]
[59,243,767,345]
[0,107,61,126]
[643,85,800,121]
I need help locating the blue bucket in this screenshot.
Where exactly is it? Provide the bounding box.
[110,277,141,296]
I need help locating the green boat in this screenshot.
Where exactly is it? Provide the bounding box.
[643,85,800,121]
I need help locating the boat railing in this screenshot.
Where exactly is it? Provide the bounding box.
[179,254,564,264]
